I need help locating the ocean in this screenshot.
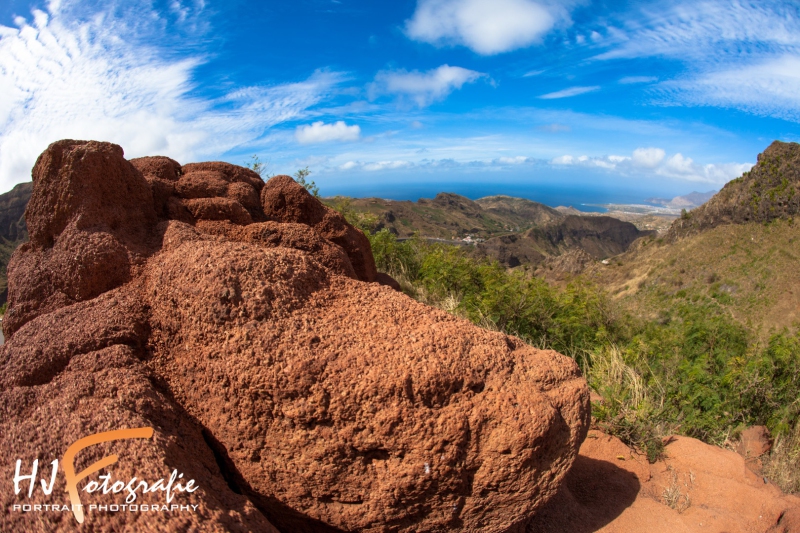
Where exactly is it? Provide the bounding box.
[317,180,678,213]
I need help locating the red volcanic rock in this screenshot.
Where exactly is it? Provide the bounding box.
[736,425,772,459]
[0,140,591,532]
[4,140,158,336]
[528,430,800,533]
[130,155,182,182]
[262,174,378,282]
[376,271,402,291]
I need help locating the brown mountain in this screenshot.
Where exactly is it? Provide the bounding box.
[342,192,564,239]
[668,140,799,240]
[474,195,564,227]
[0,182,32,303]
[477,215,655,268]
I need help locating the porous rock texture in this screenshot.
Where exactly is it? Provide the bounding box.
[0,140,590,532]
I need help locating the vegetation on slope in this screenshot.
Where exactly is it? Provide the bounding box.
[590,219,800,335]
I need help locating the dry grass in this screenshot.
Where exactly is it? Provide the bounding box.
[661,466,692,513]
[590,345,649,407]
[588,345,671,462]
[588,219,800,336]
[764,424,800,494]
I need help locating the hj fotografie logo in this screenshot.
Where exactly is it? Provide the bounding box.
[12,427,199,524]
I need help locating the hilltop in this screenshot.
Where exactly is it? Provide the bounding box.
[668,141,800,240]
[338,192,561,240]
[588,140,800,334]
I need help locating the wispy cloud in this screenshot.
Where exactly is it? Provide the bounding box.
[619,76,658,84]
[339,160,412,172]
[296,121,361,144]
[369,64,487,107]
[404,0,581,55]
[656,55,800,122]
[522,69,545,77]
[596,1,800,62]
[539,85,600,99]
[594,0,800,122]
[537,123,571,133]
[0,0,340,190]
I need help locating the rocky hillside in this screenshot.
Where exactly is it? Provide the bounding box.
[0,140,590,532]
[588,140,800,334]
[668,140,799,240]
[477,215,655,268]
[474,195,563,227]
[0,182,31,303]
[341,192,562,239]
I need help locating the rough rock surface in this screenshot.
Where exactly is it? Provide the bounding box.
[0,140,590,532]
[528,430,800,533]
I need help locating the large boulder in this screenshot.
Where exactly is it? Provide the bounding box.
[1,140,590,532]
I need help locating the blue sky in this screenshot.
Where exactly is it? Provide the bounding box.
[1,0,799,203]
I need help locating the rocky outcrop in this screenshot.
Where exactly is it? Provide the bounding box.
[668,141,800,240]
[0,140,590,532]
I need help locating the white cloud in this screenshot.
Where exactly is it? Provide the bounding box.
[551,155,575,165]
[370,64,486,107]
[539,85,600,99]
[496,156,530,164]
[405,0,577,55]
[664,153,694,174]
[632,147,666,168]
[339,160,412,172]
[548,146,748,184]
[619,76,658,84]
[0,0,340,191]
[295,121,361,144]
[656,153,752,183]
